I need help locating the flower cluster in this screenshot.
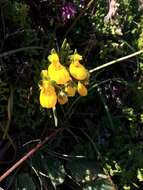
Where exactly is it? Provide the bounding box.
[61,2,76,23]
[39,51,89,109]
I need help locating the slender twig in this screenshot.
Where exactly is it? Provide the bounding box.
[0,46,44,58]
[0,124,17,164]
[80,128,102,159]
[89,49,143,73]
[0,6,6,50]
[0,128,63,182]
[31,166,43,190]
[3,86,14,139]
[97,87,114,129]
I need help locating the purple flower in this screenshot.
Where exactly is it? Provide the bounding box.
[61,2,76,22]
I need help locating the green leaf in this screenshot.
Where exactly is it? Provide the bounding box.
[43,158,65,187]
[67,159,99,182]
[67,159,115,190]
[31,154,65,187]
[137,168,143,182]
[83,179,115,190]
[16,173,36,190]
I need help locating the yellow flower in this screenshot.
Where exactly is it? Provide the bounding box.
[65,85,76,97]
[41,80,52,89]
[69,61,88,81]
[77,82,87,96]
[39,81,57,108]
[58,94,68,105]
[48,61,70,85]
[48,53,59,64]
[70,53,82,62]
[41,70,48,79]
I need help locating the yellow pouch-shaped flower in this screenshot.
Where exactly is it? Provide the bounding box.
[70,53,82,62]
[48,62,70,84]
[65,85,76,97]
[48,53,59,64]
[69,61,88,81]
[40,81,57,108]
[77,82,87,96]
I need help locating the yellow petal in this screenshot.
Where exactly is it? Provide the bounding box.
[77,82,87,96]
[48,53,59,63]
[42,80,55,93]
[70,53,82,62]
[48,63,70,84]
[69,62,88,80]
[41,70,48,79]
[58,95,68,105]
[65,86,76,97]
[40,89,57,108]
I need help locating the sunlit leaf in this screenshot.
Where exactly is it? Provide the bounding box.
[67,159,99,182]
[67,159,115,190]
[137,168,143,182]
[83,179,115,190]
[44,158,65,187]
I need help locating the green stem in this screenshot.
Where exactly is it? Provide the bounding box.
[80,129,102,159]
[3,86,14,139]
[0,46,43,58]
[89,49,143,73]
[97,87,114,130]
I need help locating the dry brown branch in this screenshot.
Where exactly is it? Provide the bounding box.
[0,128,63,182]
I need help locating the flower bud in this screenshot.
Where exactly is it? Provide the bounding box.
[65,85,76,97]
[77,82,87,96]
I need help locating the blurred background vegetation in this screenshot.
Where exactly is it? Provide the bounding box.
[0,0,143,189]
